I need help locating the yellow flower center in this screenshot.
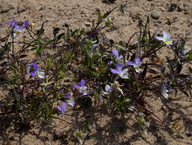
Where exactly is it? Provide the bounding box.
[15,31,20,35]
[135,66,139,70]
[164,40,169,44]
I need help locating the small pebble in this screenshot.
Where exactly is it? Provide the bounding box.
[151,11,160,20]
[85,21,92,26]
[178,3,184,12]
[17,6,26,14]
[168,3,177,12]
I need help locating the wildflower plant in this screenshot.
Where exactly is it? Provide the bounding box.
[0,6,192,144]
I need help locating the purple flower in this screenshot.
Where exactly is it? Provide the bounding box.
[127,58,142,73]
[110,63,129,79]
[26,63,45,79]
[74,79,88,95]
[5,19,29,38]
[13,25,23,38]
[56,102,67,114]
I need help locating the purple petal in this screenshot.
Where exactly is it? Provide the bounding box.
[56,106,63,112]
[65,93,72,99]
[118,55,123,59]
[127,61,134,66]
[110,68,119,74]
[31,63,39,70]
[74,84,80,89]
[5,19,17,27]
[107,61,113,65]
[80,79,85,86]
[92,44,99,49]
[57,102,67,114]
[30,70,36,77]
[116,63,123,72]
[112,49,119,57]
[135,58,142,65]
[60,90,65,95]
[61,102,67,110]
[5,22,12,26]
[23,20,29,28]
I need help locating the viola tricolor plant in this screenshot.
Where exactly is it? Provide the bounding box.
[1,10,192,144]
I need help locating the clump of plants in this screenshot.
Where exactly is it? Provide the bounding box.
[0,6,191,144]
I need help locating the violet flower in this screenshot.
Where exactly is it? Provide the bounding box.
[127,57,142,73]
[56,102,67,114]
[26,63,45,79]
[155,31,172,45]
[13,25,23,38]
[5,19,29,38]
[74,79,88,95]
[110,63,129,79]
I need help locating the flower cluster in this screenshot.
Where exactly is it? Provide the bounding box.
[110,57,143,79]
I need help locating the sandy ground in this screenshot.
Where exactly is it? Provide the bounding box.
[0,0,192,144]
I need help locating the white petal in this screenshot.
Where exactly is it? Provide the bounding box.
[163,31,171,40]
[164,40,172,45]
[162,90,168,99]
[105,85,110,92]
[135,67,141,73]
[37,71,45,79]
[121,68,129,74]
[155,36,164,41]
[184,45,191,54]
